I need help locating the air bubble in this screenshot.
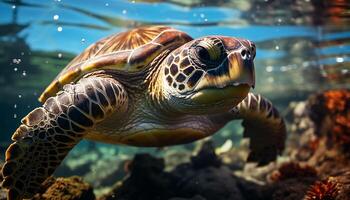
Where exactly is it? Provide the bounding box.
[58,53,62,58]
[122,10,127,14]
[14,67,18,71]
[81,38,86,43]
[12,58,21,64]
[266,66,273,72]
[12,5,16,9]
[14,114,17,118]
[105,3,109,6]
[53,15,59,20]
[14,104,17,108]
[200,13,205,18]
[22,71,27,76]
[57,26,63,32]
[280,66,288,71]
[275,45,279,50]
[18,94,22,98]
[336,57,344,63]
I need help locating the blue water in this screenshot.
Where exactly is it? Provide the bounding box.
[0,0,349,182]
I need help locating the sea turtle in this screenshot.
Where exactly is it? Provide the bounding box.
[2,26,286,200]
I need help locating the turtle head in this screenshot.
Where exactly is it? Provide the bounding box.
[161,36,256,114]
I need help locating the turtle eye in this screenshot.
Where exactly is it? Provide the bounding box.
[195,40,222,62]
[196,46,210,61]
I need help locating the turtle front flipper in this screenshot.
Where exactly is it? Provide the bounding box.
[232,93,286,166]
[1,76,128,200]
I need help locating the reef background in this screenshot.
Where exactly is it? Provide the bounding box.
[1,89,350,200]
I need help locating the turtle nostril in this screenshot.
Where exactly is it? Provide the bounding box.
[250,43,256,56]
[241,49,252,60]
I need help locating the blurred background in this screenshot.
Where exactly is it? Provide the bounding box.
[0,0,349,192]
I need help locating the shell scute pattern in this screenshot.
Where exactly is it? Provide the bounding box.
[39,26,193,103]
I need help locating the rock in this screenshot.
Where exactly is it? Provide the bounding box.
[101,141,246,200]
[32,176,95,200]
[262,177,316,200]
[191,140,221,169]
[173,165,244,200]
[172,140,243,200]
[236,178,263,200]
[100,153,176,200]
[169,195,206,200]
[270,162,317,182]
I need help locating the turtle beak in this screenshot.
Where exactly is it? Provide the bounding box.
[224,37,255,88]
[189,37,256,106]
[226,50,255,89]
[194,38,256,91]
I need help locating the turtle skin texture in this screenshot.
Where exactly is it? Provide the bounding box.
[2,26,286,200]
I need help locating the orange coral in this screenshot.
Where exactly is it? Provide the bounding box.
[305,177,340,200]
[309,89,350,151]
[271,162,317,182]
[334,115,350,140]
[323,90,350,113]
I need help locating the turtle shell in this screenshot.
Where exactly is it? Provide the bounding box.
[39,26,193,103]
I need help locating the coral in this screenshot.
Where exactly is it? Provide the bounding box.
[334,171,350,200]
[323,90,350,113]
[32,176,95,200]
[262,178,316,200]
[271,162,318,182]
[304,177,340,200]
[308,89,350,151]
[0,162,7,200]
